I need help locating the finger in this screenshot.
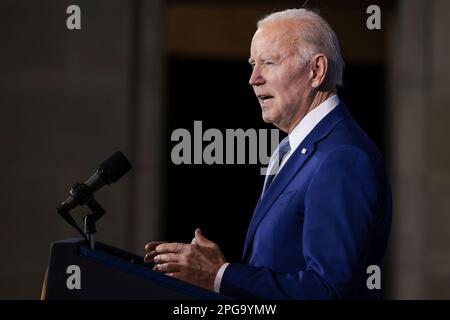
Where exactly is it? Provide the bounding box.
[164,272,186,283]
[144,251,159,263]
[155,262,182,274]
[144,253,152,263]
[144,241,166,252]
[154,253,180,264]
[155,242,187,254]
[166,272,186,282]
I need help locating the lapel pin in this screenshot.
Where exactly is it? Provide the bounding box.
[301,148,307,154]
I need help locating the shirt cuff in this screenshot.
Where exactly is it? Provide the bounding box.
[214,262,230,293]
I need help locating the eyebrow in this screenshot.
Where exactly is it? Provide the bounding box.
[248,54,282,65]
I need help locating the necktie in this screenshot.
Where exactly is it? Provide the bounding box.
[263,136,291,196]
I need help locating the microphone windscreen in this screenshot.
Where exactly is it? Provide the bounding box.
[99,151,132,184]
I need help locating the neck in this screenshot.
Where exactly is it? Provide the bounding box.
[308,90,335,113]
[285,89,336,134]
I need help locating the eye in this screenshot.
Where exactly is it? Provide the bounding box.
[264,61,274,66]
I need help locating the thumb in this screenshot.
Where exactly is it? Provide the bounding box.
[194,228,211,246]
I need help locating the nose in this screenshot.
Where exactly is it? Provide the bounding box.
[249,66,265,86]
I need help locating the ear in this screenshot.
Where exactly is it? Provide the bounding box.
[310,54,328,89]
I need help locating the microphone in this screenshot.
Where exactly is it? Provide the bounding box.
[57,151,132,214]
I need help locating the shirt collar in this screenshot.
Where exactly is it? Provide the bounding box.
[288,94,340,152]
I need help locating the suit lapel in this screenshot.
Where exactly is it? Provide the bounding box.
[242,103,351,261]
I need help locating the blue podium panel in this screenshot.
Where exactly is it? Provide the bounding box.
[44,238,227,300]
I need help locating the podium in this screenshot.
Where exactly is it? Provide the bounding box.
[42,238,227,299]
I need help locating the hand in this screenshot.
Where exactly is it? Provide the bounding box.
[144,228,226,291]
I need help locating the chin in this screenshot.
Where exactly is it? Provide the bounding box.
[261,111,271,123]
[261,111,277,125]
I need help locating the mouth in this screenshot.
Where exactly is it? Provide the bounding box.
[257,95,274,104]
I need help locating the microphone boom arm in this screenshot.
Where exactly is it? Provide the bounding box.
[57,182,106,248]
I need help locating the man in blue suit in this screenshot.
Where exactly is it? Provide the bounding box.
[145,8,392,299]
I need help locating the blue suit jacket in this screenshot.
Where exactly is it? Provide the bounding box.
[221,103,392,299]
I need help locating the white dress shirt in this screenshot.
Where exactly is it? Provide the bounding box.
[213,94,340,293]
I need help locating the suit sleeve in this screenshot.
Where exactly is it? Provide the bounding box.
[220,146,382,299]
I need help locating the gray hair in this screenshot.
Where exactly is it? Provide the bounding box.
[257,8,345,87]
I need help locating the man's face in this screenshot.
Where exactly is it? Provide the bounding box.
[249,22,312,133]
